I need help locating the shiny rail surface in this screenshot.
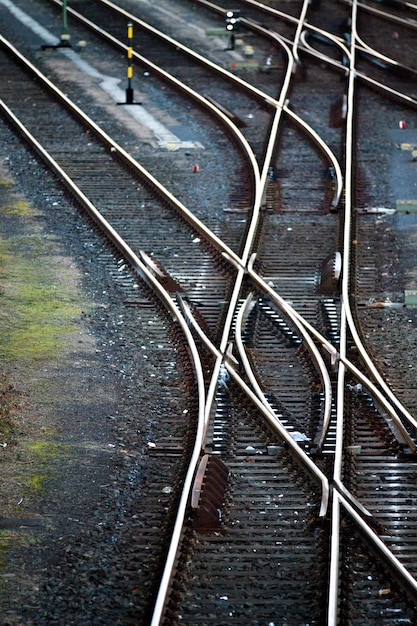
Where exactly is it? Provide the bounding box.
[2,0,417,623]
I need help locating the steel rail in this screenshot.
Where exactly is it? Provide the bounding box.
[181,272,417,622]
[177,296,331,518]
[235,292,333,453]
[0,40,330,625]
[300,30,417,109]
[180,4,417,609]
[0,13,345,360]
[0,31,294,624]
[337,490,417,599]
[47,0,352,413]
[138,0,416,608]
[0,32,343,352]
[50,0,277,108]
[0,95,210,626]
[1,24,332,622]
[148,0,347,210]
[165,14,335,591]
[76,1,417,617]
[296,24,417,101]
[5,4,416,620]
[0,35,251,269]
[329,0,417,595]
[299,30,417,113]
[355,29,415,66]
[202,34,294,442]
[6,6,417,619]
[238,0,417,34]
[330,30,417,619]
[342,0,417,28]
[299,29,352,69]
[193,0,417,77]
[332,5,417,437]
[405,0,417,11]
[190,0,417,110]
[44,0,367,415]
[303,21,417,78]
[245,263,417,452]
[292,0,311,67]
[356,67,417,106]
[75,0,348,536]
[328,1,358,617]
[277,30,417,434]
[218,245,416,454]
[300,25,417,95]
[49,0,346,210]
[283,103,343,210]
[188,0,298,26]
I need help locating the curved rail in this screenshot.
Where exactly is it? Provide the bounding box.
[182,0,417,452]
[329,2,417,618]
[0,35,252,268]
[0,31,340,440]
[235,292,333,453]
[0,93,210,626]
[49,0,345,210]
[51,0,277,107]
[343,0,417,27]
[244,264,417,451]
[177,295,331,519]
[222,0,417,441]
[202,33,295,443]
[5,2,417,620]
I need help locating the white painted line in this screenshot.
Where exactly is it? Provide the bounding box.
[0,0,203,149]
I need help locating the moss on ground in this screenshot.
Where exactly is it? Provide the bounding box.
[1,198,34,216]
[0,178,91,523]
[0,233,87,360]
[0,379,19,446]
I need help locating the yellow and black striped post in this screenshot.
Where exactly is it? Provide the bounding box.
[126,22,134,104]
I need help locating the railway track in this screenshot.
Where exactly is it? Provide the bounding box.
[1,0,417,623]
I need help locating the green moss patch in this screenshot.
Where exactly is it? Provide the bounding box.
[24,441,70,495]
[0,379,20,446]
[0,199,34,217]
[0,234,88,361]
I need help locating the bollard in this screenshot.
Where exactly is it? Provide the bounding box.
[118,23,141,105]
[399,120,406,129]
[126,23,134,104]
